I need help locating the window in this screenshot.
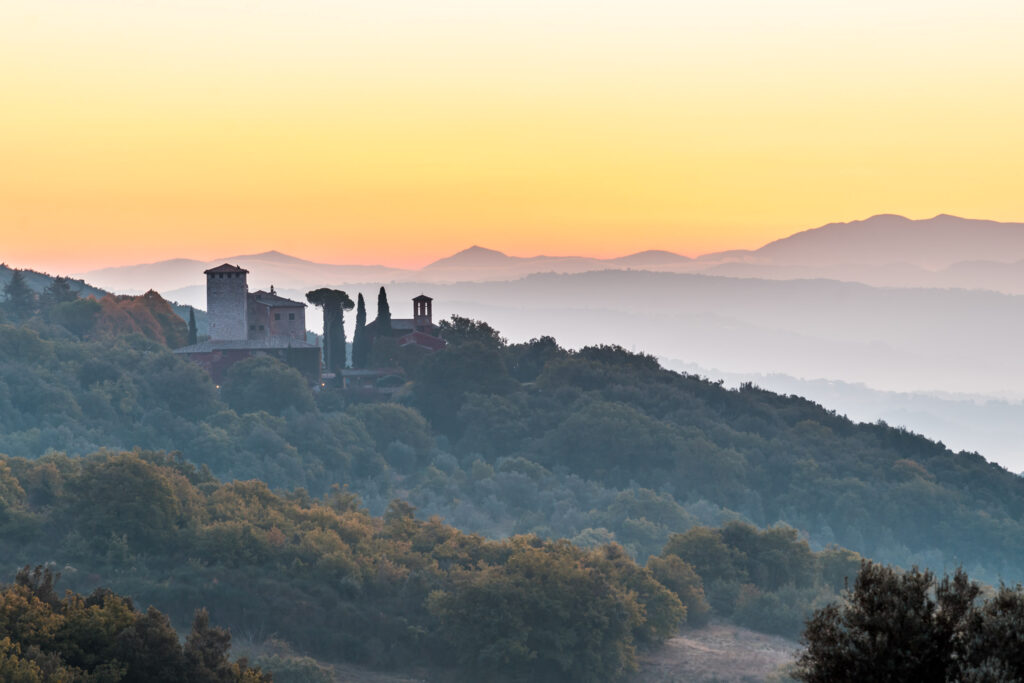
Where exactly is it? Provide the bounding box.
[259,325,264,330]
[249,325,255,331]
[289,313,295,320]
[274,313,281,320]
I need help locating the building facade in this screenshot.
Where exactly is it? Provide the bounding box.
[179,264,320,385]
[205,264,249,341]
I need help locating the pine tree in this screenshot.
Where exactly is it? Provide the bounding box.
[40,276,77,308]
[2,269,36,322]
[306,289,355,375]
[187,307,198,345]
[352,293,368,368]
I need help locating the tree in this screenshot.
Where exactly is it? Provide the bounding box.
[40,277,78,309]
[427,539,646,683]
[375,286,392,333]
[2,270,36,322]
[48,298,100,337]
[221,355,315,416]
[438,315,506,349]
[188,307,198,346]
[306,288,355,375]
[796,562,980,682]
[351,293,368,368]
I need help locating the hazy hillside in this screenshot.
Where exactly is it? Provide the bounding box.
[1,264,107,300]
[78,250,407,295]
[1,264,208,335]
[704,214,1024,269]
[663,360,1024,471]
[269,270,1024,397]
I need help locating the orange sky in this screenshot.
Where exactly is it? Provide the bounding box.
[3,1,1024,273]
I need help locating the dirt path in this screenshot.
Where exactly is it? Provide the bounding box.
[636,621,799,682]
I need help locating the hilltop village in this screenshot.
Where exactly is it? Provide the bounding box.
[173,264,445,393]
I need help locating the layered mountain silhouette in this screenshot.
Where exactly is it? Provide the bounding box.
[78,214,1024,296]
[701,214,1024,269]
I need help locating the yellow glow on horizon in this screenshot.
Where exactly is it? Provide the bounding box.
[2,1,1024,272]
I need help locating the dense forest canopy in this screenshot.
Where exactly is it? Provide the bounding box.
[3,286,1024,676]
[0,565,268,682]
[0,309,1021,586]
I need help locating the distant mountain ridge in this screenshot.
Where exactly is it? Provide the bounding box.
[702,214,1024,269]
[74,213,1024,299]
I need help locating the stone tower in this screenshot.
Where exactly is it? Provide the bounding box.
[205,264,249,340]
[413,294,433,332]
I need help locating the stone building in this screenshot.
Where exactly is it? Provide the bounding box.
[177,264,320,385]
[205,264,249,341]
[365,293,446,351]
[247,286,307,341]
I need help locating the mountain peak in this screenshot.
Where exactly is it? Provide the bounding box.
[425,246,512,269]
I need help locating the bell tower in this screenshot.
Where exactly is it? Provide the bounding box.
[413,294,433,332]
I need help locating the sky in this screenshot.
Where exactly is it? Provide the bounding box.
[3,0,1024,272]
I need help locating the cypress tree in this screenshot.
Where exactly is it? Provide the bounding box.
[2,269,36,322]
[187,307,198,345]
[376,286,392,335]
[352,293,368,368]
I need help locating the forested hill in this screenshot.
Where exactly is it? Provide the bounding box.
[1,311,1022,589]
[0,264,205,332]
[4,305,1024,676]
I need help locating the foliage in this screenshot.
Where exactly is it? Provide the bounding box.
[6,309,1024,661]
[352,293,369,368]
[658,523,858,637]
[221,355,316,416]
[375,286,391,332]
[0,565,268,682]
[793,562,1024,682]
[0,452,683,681]
[438,315,506,349]
[306,288,355,375]
[2,270,37,323]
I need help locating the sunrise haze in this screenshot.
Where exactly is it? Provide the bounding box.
[3,0,1024,272]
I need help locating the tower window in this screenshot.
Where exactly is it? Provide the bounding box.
[259,325,264,330]
[274,313,281,320]
[249,325,255,330]
[289,313,295,320]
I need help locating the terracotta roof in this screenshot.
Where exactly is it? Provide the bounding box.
[249,290,306,308]
[204,263,249,274]
[174,336,318,353]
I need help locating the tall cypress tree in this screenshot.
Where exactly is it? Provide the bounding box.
[376,286,392,335]
[187,307,198,345]
[352,293,368,368]
[3,269,36,322]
